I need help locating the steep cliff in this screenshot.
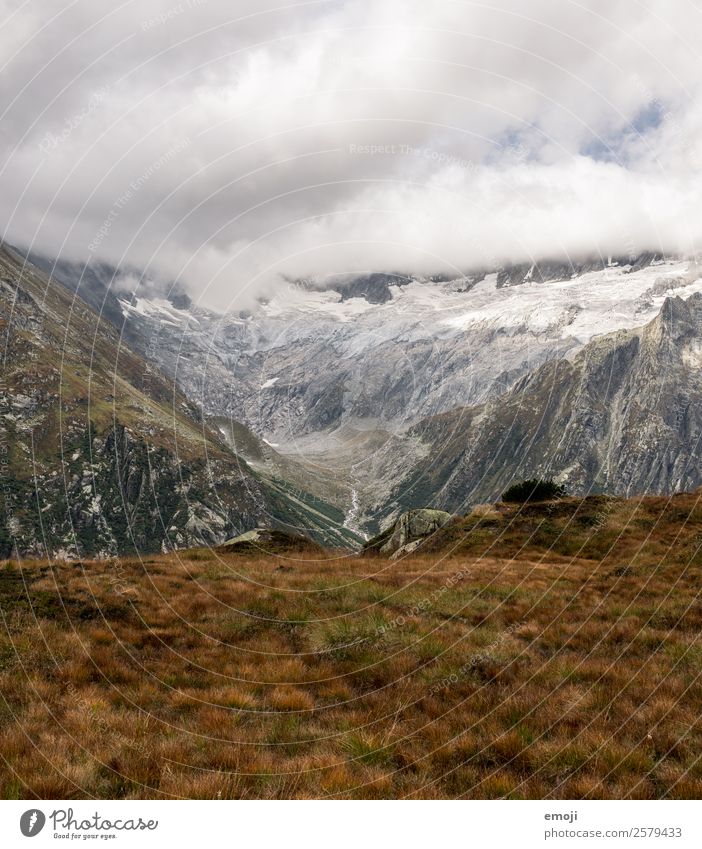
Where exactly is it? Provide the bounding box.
[389,294,702,515]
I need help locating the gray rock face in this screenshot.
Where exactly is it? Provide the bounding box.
[114,291,572,441]
[388,293,702,515]
[330,272,412,304]
[495,252,663,288]
[101,257,698,453]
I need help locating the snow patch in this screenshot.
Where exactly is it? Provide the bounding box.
[119,297,200,327]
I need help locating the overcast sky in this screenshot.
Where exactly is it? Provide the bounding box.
[2,0,702,310]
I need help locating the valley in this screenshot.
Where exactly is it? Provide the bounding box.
[7,245,702,553]
[0,246,360,558]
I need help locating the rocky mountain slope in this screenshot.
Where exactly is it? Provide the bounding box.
[0,246,359,557]
[386,293,702,516]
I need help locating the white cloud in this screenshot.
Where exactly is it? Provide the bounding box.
[2,0,702,309]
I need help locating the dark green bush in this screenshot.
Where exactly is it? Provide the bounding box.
[501,478,566,503]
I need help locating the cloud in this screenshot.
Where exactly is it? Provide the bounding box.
[2,0,702,309]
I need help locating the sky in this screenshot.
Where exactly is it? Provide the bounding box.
[2,0,702,310]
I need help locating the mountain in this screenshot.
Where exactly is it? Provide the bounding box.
[30,251,695,443]
[16,248,702,537]
[0,246,359,557]
[386,293,702,517]
[111,256,702,525]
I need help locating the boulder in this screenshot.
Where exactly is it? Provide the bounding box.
[363,509,454,556]
[217,528,320,555]
[389,539,423,561]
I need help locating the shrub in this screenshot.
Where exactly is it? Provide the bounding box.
[501,478,566,503]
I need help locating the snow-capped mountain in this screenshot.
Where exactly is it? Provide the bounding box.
[116,256,701,440]
[26,249,702,538]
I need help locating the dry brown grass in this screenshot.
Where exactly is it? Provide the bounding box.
[2,493,702,799]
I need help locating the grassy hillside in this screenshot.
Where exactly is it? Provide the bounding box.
[1,492,702,798]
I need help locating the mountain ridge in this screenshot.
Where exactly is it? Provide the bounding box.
[0,245,359,557]
[384,292,702,519]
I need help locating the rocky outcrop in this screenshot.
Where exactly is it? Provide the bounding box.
[362,508,454,557]
[495,252,663,288]
[332,272,412,304]
[218,527,320,554]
